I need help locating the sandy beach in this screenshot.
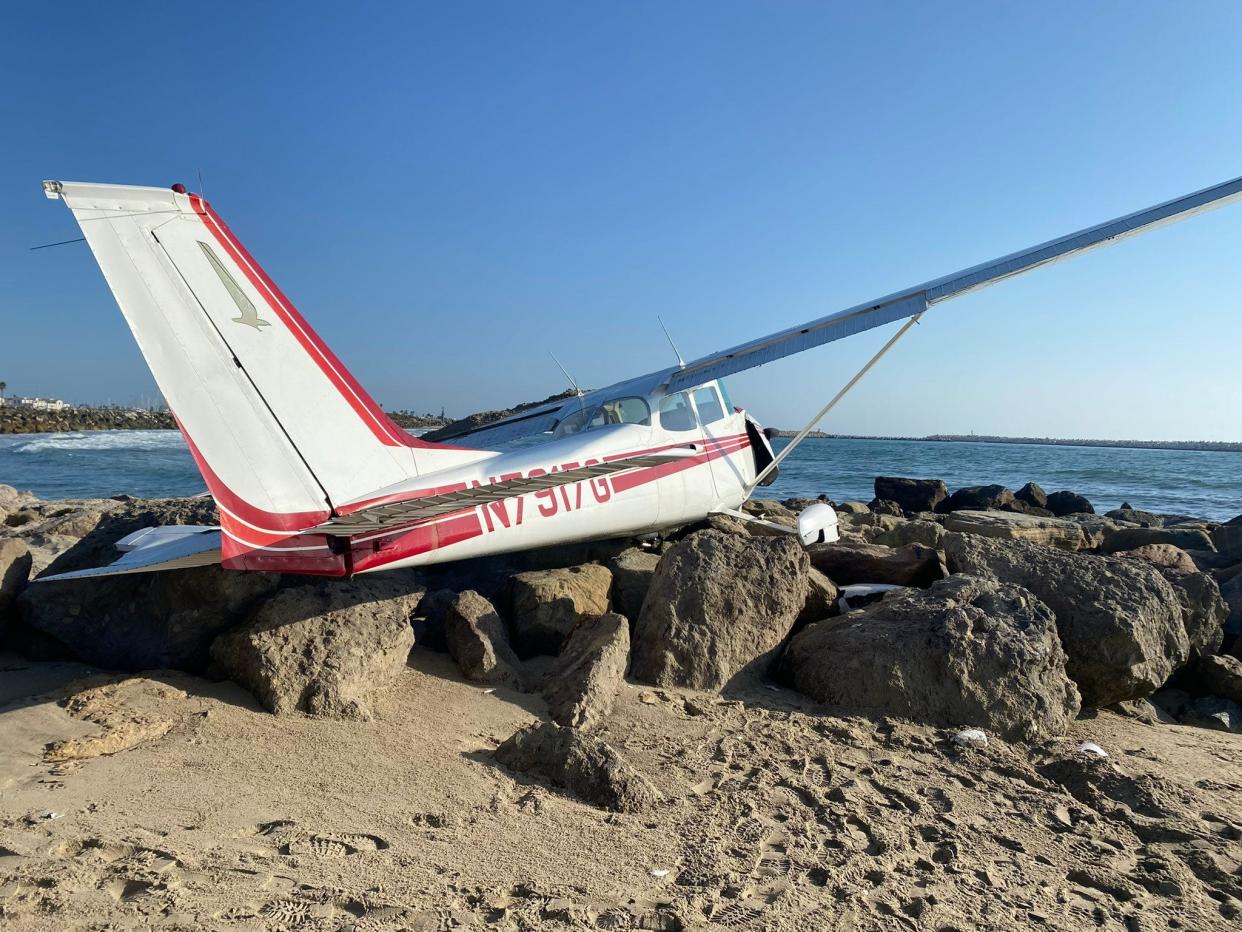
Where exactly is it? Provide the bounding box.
[2,639,1241,930]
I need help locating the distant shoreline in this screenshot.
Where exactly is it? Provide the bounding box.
[2,407,1236,453]
[768,430,1242,454]
[0,405,448,436]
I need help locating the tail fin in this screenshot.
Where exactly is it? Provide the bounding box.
[46,181,489,564]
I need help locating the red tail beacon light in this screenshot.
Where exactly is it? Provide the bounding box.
[171,183,188,194]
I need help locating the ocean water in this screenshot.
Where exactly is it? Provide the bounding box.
[1,430,1239,522]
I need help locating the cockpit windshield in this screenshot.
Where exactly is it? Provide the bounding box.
[552,396,651,438]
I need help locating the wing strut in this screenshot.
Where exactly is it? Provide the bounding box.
[746,311,924,493]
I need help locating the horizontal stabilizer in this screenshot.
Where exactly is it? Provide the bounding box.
[37,526,222,582]
[322,446,700,533]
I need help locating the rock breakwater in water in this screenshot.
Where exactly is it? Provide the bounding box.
[0,405,175,435]
[0,476,1240,929]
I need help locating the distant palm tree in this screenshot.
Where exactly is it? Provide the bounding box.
[0,381,6,401]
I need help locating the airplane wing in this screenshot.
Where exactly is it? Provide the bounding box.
[318,445,699,533]
[427,398,573,446]
[664,174,1242,390]
[425,174,1242,447]
[37,526,222,582]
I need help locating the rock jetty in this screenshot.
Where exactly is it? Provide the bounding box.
[1,476,1240,929]
[0,404,176,434]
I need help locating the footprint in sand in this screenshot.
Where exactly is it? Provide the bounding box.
[284,832,390,857]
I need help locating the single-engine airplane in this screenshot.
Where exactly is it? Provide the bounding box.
[37,176,1242,581]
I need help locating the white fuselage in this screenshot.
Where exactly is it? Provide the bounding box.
[342,398,759,573]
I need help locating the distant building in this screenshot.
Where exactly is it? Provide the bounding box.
[14,397,70,412]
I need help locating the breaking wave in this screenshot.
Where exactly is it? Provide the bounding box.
[9,430,187,454]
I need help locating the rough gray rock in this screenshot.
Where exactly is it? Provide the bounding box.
[868,498,904,517]
[493,722,660,812]
[742,499,797,521]
[1015,482,1048,509]
[873,519,946,550]
[1045,490,1095,517]
[780,575,1080,739]
[1211,523,1242,562]
[445,590,524,688]
[19,499,279,671]
[1192,654,1242,705]
[836,501,871,515]
[941,484,1015,513]
[0,484,38,513]
[1106,507,1169,527]
[1118,544,1199,574]
[632,531,809,689]
[1221,569,1242,639]
[798,568,840,626]
[1155,568,1226,663]
[543,612,629,729]
[944,533,1189,706]
[0,538,32,626]
[873,477,948,515]
[211,577,421,719]
[806,541,947,588]
[510,564,612,657]
[606,548,661,622]
[1100,526,1215,555]
[1181,695,1242,733]
[942,510,1090,552]
[412,587,455,651]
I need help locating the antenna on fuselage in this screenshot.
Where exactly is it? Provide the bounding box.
[549,352,588,417]
[657,315,686,369]
[549,352,584,397]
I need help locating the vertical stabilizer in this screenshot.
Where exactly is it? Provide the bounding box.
[45,180,490,570]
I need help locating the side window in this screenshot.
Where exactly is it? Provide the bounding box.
[597,396,651,426]
[659,392,698,432]
[692,386,726,425]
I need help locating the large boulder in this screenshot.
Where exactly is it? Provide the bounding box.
[806,541,947,588]
[19,499,279,671]
[543,612,629,729]
[798,568,840,626]
[0,484,38,512]
[1099,526,1215,555]
[0,538,32,626]
[874,477,947,514]
[1221,571,1242,639]
[1119,544,1198,574]
[940,484,1015,513]
[1211,521,1242,562]
[1191,655,1242,705]
[1015,482,1048,509]
[942,510,1091,552]
[780,575,1080,739]
[1045,490,1095,516]
[444,590,525,688]
[873,519,946,550]
[510,564,612,658]
[1106,507,1168,527]
[631,531,808,689]
[493,722,660,812]
[944,533,1189,706]
[606,548,660,621]
[210,577,421,720]
[874,477,946,514]
[1155,568,1226,662]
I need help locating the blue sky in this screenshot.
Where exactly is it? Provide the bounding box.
[2,2,1240,440]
